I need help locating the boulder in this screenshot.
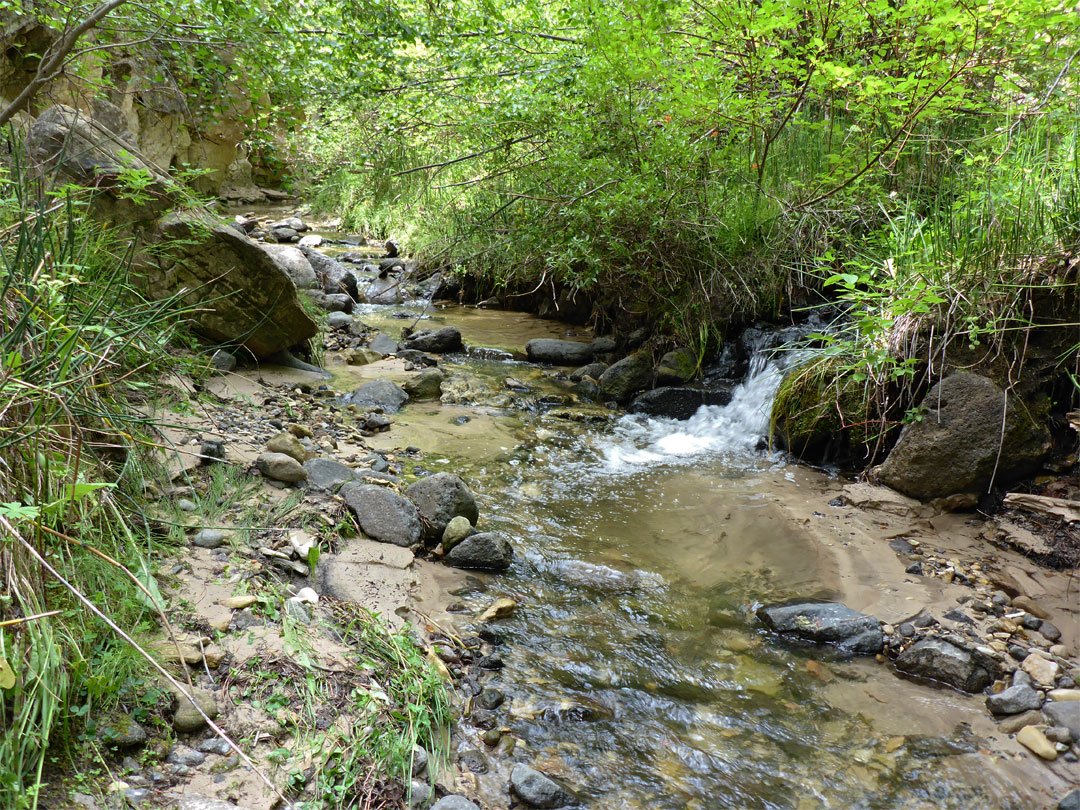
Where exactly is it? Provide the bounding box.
[406,473,480,540]
[135,212,317,358]
[327,312,354,330]
[598,352,653,402]
[306,291,354,313]
[444,532,513,570]
[303,458,356,492]
[756,601,883,655]
[346,348,382,365]
[509,764,573,808]
[628,387,732,420]
[525,339,594,366]
[271,216,308,232]
[340,484,421,547]
[301,247,362,301]
[366,276,404,304]
[570,362,608,382]
[655,347,698,385]
[877,372,1050,499]
[894,638,993,692]
[403,368,446,400]
[404,326,463,354]
[344,380,409,413]
[261,244,318,289]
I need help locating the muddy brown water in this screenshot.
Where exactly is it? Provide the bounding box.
[263,219,1055,808]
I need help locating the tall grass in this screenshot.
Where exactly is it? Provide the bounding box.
[0,158,188,808]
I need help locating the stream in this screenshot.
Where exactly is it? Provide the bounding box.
[261,223,1043,809]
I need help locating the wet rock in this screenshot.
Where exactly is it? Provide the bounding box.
[525,339,594,366]
[458,748,488,773]
[404,326,462,354]
[986,684,1043,715]
[271,216,308,232]
[406,473,479,540]
[475,687,505,710]
[591,336,617,353]
[304,458,356,493]
[256,453,307,483]
[403,368,446,400]
[1044,701,1080,740]
[261,244,318,289]
[756,601,883,655]
[346,347,383,365]
[481,729,501,746]
[266,431,307,463]
[570,362,608,382]
[598,352,653,403]
[628,387,732,420]
[1016,725,1057,760]
[894,638,993,692]
[171,686,218,733]
[478,597,517,622]
[341,484,422,547]
[431,797,480,810]
[192,529,227,549]
[877,372,1050,499]
[1060,790,1080,810]
[442,515,473,550]
[344,380,409,413]
[510,763,573,808]
[97,714,148,747]
[655,347,698,385]
[444,532,514,571]
[366,276,404,304]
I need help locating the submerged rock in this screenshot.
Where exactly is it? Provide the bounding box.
[628,387,732,420]
[894,638,993,692]
[598,352,653,403]
[510,763,573,808]
[406,473,479,540]
[444,532,513,570]
[877,372,1050,499]
[403,368,446,400]
[341,484,422,547]
[756,601,883,655]
[344,380,409,413]
[525,338,594,366]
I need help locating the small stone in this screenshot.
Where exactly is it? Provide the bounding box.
[1048,689,1080,702]
[510,763,573,808]
[219,595,257,610]
[177,498,198,513]
[197,737,232,755]
[209,349,236,372]
[256,452,307,483]
[481,729,501,746]
[409,780,431,809]
[1011,596,1050,619]
[899,623,915,638]
[171,686,218,733]
[905,562,923,575]
[1045,726,1074,744]
[287,423,314,438]
[478,655,504,670]
[124,788,151,807]
[986,684,1042,715]
[192,529,227,549]
[442,515,473,550]
[479,597,517,622]
[199,439,226,464]
[1039,621,1062,642]
[1008,645,1028,661]
[1058,789,1080,810]
[1044,700,1080,740]
[411,745,429,777]
[475,688,505,710]
[166,746,206,767]
[1022,653,1061,686]
[1016,725,1057,760]
[431,797,480,810]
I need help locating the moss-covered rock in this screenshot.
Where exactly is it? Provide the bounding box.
[655,347,698,385]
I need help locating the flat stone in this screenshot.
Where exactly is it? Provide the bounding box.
[627,386,732,420]
[403,326,462,354]
[756,601,883,655]
[1044,700,1080,740]
[1016,725,1057,760]
[1011,596,1050,619]
[403,368,446,400]
[165,746,206,767]
[303,457,356,492]
[894,638,993,692]
[219,595,257,610]
[510,763,573,808]
[344,379,409,413]
[1049,689,1080,702]
[340,483,422,547]
[525,339,593,365]
[1059,789,1080,810]
[479,597,517,622]
[96,714,148,747]
[1022,653,1060,686]
[175,799,257,810]
[997,709,1045,734]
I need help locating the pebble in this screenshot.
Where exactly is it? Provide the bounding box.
[1016,725,1057,760]
[1048,689,1080,702]
[219,595,257,610]
[165,746,206,767]
[177,499,198,512]
[197,737,232,756]
[192,529,227,549]
[1022,653,1061,686]
[481,729,502,746]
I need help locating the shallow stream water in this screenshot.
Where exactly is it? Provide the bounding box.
[269,220,1044,809]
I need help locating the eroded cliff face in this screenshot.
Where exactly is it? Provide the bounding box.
[1,15,283,199]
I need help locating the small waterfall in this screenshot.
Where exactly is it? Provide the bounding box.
[597,321,821,470]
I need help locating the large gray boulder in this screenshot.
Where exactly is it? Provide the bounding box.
[301,247,362,301]
[406,473,479,540]
[340,484,421,547]
[877,372,1050,499]
[598,352,653,403]
[135,212,317,358]
[525,339,594,365]
[895,637,994,692]
[261,244,318,289]
[343,380,409,413]
[404,326,462,354]
[756,601,883,655]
